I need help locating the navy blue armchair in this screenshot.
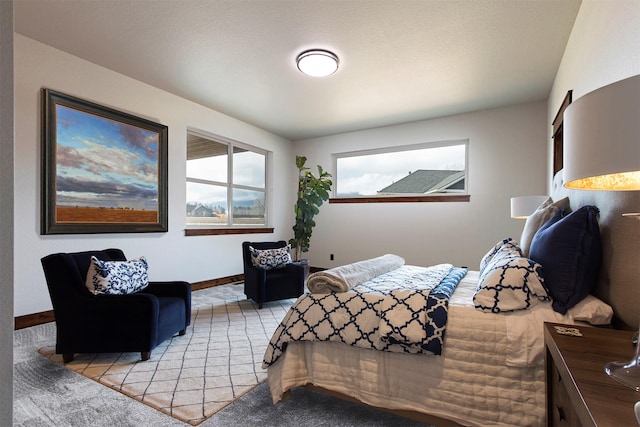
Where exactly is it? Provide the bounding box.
[41,248,191,363]
[242,241,306,308]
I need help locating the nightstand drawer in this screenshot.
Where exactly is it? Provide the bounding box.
[549,363,582,427]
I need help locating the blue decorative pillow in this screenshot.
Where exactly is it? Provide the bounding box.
[479,238,521,274]
[474,255,549,313]
[249,245,292,270]
[85,256,149,295]
[529,205,601,314]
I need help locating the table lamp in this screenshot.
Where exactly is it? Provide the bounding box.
[563,74,640,392]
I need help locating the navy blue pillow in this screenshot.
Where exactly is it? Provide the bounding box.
[529,206,601,314]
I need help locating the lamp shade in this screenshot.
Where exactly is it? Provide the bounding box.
[563,74,640,190]
[510,195,548,219]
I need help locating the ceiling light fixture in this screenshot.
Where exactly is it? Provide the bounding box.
[296,49,339,77]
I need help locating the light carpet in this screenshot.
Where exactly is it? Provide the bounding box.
[38,283,294,426]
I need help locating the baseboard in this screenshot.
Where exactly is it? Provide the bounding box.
[191,274,244,291]
[14,311,56,330]
[14,273,245,330]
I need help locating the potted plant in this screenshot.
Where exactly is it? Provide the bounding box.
[289,155,332,262]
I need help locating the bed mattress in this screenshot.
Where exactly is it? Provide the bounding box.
[266,270,572,427]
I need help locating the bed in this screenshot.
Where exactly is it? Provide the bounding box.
[263,171,640,427]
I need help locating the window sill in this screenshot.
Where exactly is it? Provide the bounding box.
[185,227,274,236]
[329,195,470,204]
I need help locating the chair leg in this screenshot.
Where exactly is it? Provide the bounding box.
[62,353,74,363]
[141,351,151,361]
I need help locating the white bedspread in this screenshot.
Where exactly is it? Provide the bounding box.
[267,270,580,427]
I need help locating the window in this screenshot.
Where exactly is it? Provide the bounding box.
[186,131,268,227]
[333,139,468,201]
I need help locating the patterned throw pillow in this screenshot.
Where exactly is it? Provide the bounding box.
[474,255,550,313]
[85,256,149,295]
[479,238,522,274]
[249,245,292,270]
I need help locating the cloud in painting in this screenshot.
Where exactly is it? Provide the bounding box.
[54,105,161,210]
[57,175,158,210]
[117,122,159,161]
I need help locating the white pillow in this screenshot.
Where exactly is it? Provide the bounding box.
[474,255,549,313]
[568,294,613,325]
[520,197,570,257]
[249,245,292,270]
[85,256,149,295]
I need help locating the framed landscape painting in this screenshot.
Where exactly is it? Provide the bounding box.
[41,89,168,234]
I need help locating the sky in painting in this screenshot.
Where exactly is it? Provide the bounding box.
[55,105,159,210]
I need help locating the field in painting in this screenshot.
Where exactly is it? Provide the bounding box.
[56,206,158,223]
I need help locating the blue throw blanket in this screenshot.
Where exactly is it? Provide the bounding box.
[263,264,468,367]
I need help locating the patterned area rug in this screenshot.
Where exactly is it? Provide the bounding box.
[38,283,294,425]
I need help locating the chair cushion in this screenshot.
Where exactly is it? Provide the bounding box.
[85,256,149,295]
[157,296,186,342]
[249,245,292,270]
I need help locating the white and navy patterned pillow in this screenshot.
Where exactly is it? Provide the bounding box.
[474,255,549,313]
[249,245,292,270]
[479,238,521,274]
[85,256,149,295]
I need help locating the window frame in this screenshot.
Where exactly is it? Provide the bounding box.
[185,129,272,235]
[330,139,470,204]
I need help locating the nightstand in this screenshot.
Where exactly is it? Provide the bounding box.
[544,322,639,426]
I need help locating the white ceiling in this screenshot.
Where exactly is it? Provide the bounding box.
[14,0,582,141]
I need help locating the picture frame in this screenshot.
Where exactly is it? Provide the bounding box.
[41,89,168,234]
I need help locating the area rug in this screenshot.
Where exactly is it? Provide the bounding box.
[38,283,294,425]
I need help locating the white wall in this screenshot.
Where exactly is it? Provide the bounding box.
[293,101,548,270]
[1,1,14,424]
[548,0,640,173]
[15,1,639,319]
[14,35,296,317]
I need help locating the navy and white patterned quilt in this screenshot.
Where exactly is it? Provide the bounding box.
[263,264,468,367]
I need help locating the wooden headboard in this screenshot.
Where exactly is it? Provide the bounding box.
[552,170,640,330]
